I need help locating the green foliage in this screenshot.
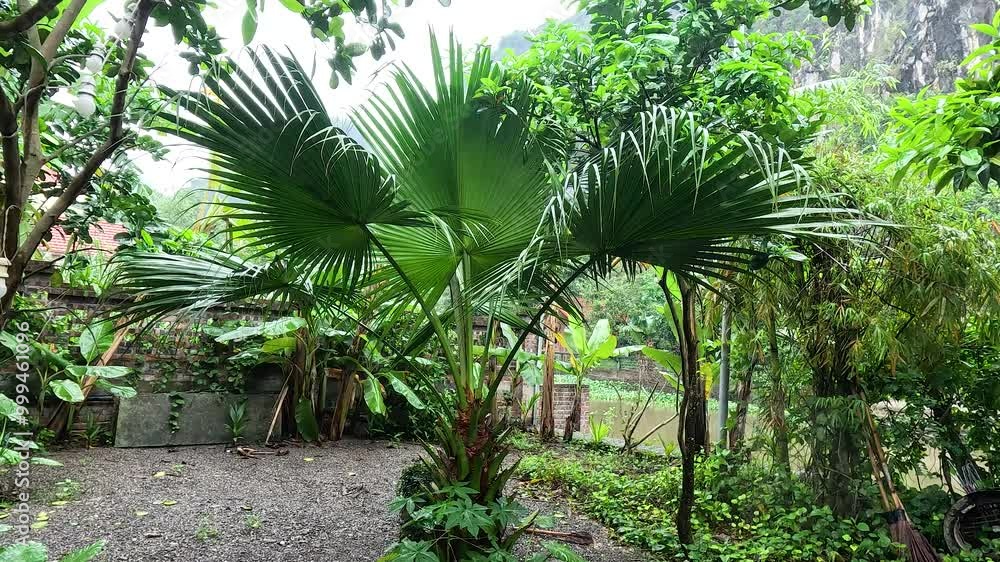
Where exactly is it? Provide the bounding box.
[519,447,907,560]
[387,482,534,561]
[294,397,320,442]
[885,14,1000,191]
[226,400,248,444]
[0,540,104,562]
[587,411,611,444]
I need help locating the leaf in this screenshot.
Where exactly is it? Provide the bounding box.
[277,0,305,12]
[50,380,85,403]
[260,336,296,354]
[386,373,425,410]
[295,397,320,442]
[94,379,137,399]
[66,365,130,379]
[78,320,115,363]
[161,500,177,506]
[0,393,26,424]
[59,540,105,562]
[0,542,47,562]
[362,377,386,415]
[959,149,983,167]
[135,511,149,517]
[153,471,166,478]
[215,317,306,343]
[642,346,681,375]
[971,23,998,37]
[241,9,258,44]
[30,457,63,466]
[586,319,611,351]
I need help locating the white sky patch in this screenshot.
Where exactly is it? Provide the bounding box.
[85,0,573,194]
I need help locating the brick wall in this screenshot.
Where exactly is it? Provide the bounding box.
[7,261,284,436]
[497,378,590,435]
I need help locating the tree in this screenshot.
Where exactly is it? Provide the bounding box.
[113,29,856,557]
[554,317,640,441]
[885,13,1000,191]
[0,0,446,326]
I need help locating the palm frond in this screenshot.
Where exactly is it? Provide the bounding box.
[155,47,422,288]
[561,106,860,277]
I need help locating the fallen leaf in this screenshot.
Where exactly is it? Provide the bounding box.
[135,511,149,517]
[0,513,9,520]
[153,471,166,478]
[161,500,177,507]
[35,512,49,522]
[241,505,253,512]
[303,457,314,462]
[30,521,48,529]
[50,501,68,506]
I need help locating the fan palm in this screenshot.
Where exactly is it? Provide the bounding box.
[117,32,856,558]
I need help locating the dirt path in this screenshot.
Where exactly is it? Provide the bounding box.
[11,440,644,561]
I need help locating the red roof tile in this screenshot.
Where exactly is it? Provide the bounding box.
[42,221,128,257]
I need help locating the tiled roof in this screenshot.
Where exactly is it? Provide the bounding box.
[42,221,128,257]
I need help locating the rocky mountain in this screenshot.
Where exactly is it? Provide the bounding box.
[495,0,998,93]
[772,0,997,91]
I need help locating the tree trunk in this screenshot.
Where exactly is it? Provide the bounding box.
[329,327,366,441]
[766,310,790,471]
[796,249,867,516]
[718,299,731,448]
[510,372,523,427]
[562,382,581,442]
[675,275,705,547]
[540,315,557,441]
[728,355,757,454]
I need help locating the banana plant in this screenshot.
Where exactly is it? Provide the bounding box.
[554,317,642,441]
[0,321,134,428]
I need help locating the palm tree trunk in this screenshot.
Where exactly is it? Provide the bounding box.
[675,275,705,546]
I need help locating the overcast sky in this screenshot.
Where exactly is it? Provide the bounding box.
[89,1,575,194]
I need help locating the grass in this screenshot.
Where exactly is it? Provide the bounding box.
[195,516,220,541]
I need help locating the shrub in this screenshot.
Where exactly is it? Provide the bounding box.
[518,448,914,560]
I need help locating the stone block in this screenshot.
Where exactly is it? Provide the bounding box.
[115,392,277,447]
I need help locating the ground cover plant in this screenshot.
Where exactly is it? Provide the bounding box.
[2,0,1000,561]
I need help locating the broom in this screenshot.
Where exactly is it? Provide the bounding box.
[860,393,941,562]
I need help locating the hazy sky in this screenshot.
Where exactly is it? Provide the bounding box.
[90,0,575,194]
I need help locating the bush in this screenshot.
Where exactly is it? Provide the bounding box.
[518,448,910,560]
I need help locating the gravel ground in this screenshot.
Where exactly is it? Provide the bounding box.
[10,440,644,561]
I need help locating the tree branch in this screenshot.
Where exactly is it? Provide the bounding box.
[0,0,60,37]
[2,0,154,311]
[41,0,87,61]
[0,87,22,258]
